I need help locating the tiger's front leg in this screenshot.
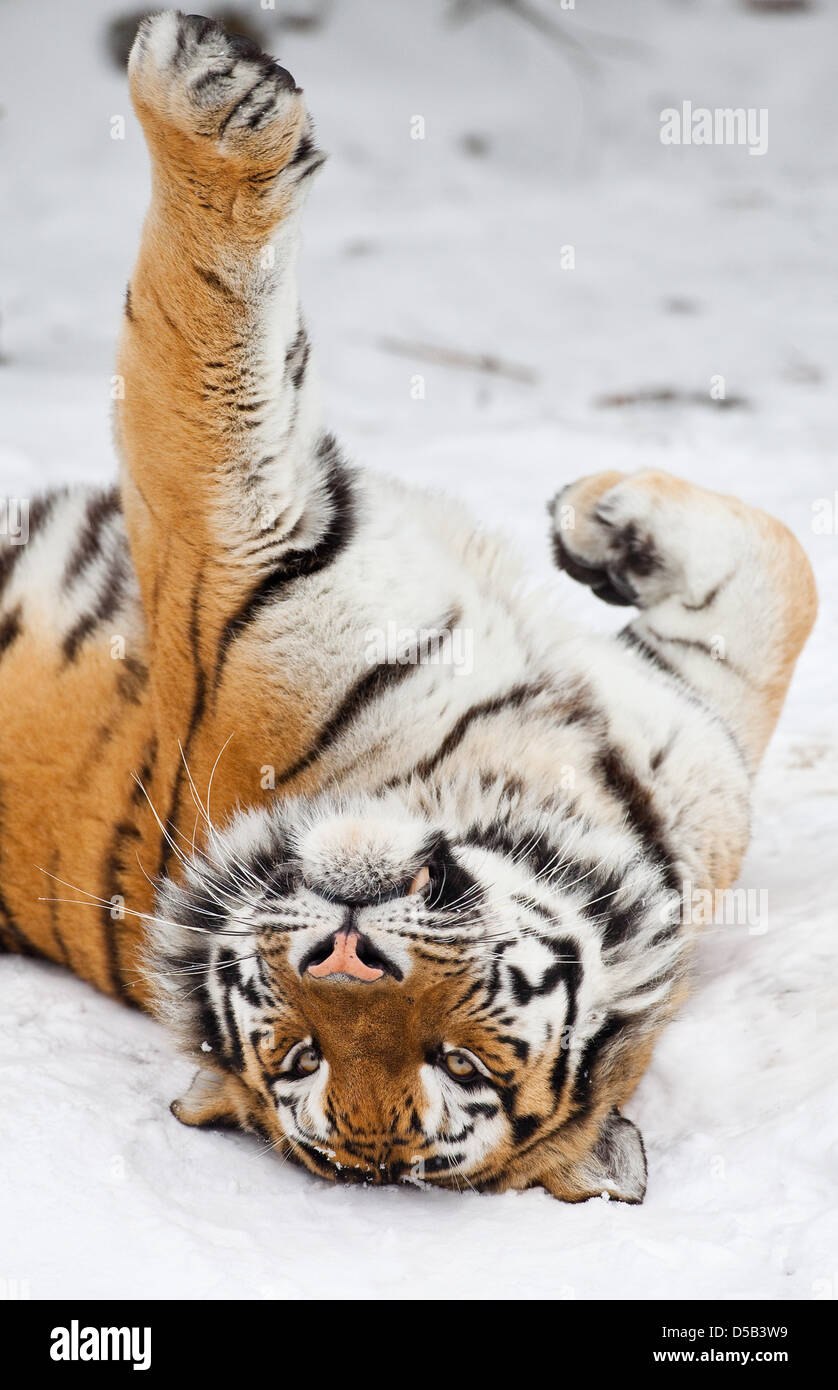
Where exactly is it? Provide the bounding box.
[117,13,343,850]
[549,470,818,774]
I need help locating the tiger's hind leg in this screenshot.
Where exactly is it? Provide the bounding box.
[549,470,817,773]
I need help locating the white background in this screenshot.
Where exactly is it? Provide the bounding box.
[0,0,836,1299]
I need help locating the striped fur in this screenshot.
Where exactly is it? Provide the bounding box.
[0,12,817,1201]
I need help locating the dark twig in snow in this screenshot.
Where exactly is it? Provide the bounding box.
[595,386,750,410]
[379,336,538,384]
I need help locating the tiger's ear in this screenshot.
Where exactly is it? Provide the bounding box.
[537,1110,647,1204]
[170,1068,246,1131]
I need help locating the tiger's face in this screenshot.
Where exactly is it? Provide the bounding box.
[150,795,667,1202]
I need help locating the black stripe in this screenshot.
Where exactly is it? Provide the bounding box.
[462,821,563,883]
[646,624,749,681]
[600,881,651,949]
[497,1033,530,1063]
[194,978,227,1060]
[619,625,681,681]
[510,1112,541,1144]
[650,734,674,772]
[291,153,327,185]
[386,681,545,787]
[286,130,327,183]
[0,490,63,599]
[246,97,276,129]
[124,285,134,322]
[62,543,131,663]
[192,63,235,97]
[0,543,21,599]
[116,654,149,705]
[218,77,268,137]
[288,132,316,167]
[23,491,62,539]
[571,1013,627,1106]
[597,746,680,895]
[619,624,748,770]
[273,611,461,789]
[295,1142,336,1176]
[424,832,479,913]
[555,853,654,951]
[548,941,583,1099]
[101,818,142,1003]
[213,437,356,692]
[158,575,207,879]
[506,933,576,1008]
[62,486,121,589]
[150,286,190,344]
[192,262,240,300]
[284,324,306,368]
[0,604,22,660]
[682,569,734,612]
[218,962,245,1070]
[291,337,310,390]
[131,735,158,808]
[0,908,38,956]
[47,850,72,968]
[0,783,39,957]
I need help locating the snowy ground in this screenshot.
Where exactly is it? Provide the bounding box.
[1,0,836,1300]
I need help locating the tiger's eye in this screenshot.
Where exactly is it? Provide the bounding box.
[444,1050,476,1079]
[295,1047,320,1075]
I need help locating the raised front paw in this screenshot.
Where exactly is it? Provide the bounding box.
[549,470,689,608]
[128,11,321,180]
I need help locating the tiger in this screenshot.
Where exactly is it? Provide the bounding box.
[0,11,817,1203]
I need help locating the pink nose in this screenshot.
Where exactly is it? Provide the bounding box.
[306,929,384,982]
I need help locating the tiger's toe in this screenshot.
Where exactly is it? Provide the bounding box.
[549,471,675,610]
[128,10,312,170]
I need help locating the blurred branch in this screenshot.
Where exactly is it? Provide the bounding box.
[447,0,647,71]
[744,1,812,10]
[379,336,538,384]
[595,387,749,410]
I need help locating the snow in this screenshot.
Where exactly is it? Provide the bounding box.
[1,0,836,1299]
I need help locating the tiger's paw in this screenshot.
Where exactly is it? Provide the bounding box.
[128,11,322,192]
[549,470,690,609]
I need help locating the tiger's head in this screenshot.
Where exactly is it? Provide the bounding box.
[149,790,685,1202]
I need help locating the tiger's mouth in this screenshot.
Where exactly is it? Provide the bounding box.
[290,1142,474,1189]
[290,1139,423,1186]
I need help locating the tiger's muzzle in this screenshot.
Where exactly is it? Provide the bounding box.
[301,927,403,983]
